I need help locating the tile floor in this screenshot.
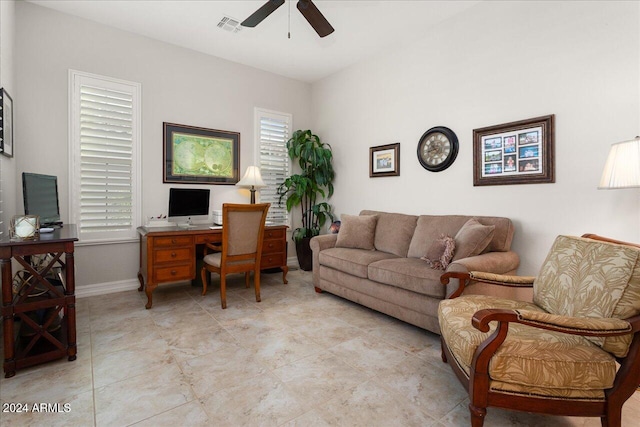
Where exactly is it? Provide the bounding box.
[1,269,639,426]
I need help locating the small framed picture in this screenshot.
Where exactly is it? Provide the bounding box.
[473,115,555,186]
[1,88,14,158]
[370,143,400,177]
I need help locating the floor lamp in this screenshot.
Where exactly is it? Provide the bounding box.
[236,166,266,204]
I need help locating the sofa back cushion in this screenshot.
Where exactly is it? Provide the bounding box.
[407,215,514,259]
[335,214,378,250]
[360,210,418,257]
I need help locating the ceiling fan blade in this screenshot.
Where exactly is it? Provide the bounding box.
[241,0,286,28]
[296,0,335,38]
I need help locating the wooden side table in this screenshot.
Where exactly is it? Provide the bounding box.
[0,225,78,378]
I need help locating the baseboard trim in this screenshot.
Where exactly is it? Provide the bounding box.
[77,260,300,299]
[76,278,140,299]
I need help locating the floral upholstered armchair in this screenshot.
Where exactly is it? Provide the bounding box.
[438,234,640,427]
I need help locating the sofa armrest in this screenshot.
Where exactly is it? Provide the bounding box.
[446,251,520,275]
[310,234,338,252]
[310,234,338,288]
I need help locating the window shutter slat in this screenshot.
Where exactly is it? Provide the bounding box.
[257,110,291,224]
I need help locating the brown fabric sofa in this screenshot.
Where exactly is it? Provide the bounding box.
[310,210,519,334]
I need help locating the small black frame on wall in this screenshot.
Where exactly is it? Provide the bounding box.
[1,88,14,158]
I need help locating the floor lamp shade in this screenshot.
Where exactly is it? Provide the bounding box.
[236,166,266,203]
[599,137,640,189]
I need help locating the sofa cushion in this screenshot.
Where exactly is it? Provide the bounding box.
[335,214,378,250]
[319,247,398,279]
[452,218,495,261]
[368,258,446,298]
[439,295,617,396]
[360,210,418,257]
[421,234,455,270]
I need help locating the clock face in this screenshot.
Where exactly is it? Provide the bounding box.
[417,127,459,172]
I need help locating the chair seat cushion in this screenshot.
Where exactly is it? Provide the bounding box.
[438,295,617,394]
[203,253,255,268]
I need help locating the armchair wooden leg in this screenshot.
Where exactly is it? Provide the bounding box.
[469,404,486,427]
[440,337,447,363]
[220,274,227,309]
[201,267,209,296]
[254,269,261,303]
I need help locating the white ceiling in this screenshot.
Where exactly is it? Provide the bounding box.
[28,0,480,83]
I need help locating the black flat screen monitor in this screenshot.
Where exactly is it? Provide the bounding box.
[168,188,210,221]
[22,172,62,227]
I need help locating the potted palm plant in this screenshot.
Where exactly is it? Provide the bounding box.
[277,129,335,270]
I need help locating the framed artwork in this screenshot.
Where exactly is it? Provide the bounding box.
[163,122,240,184]
[1,88,14,158]
[370,143,400,177]
[473,114,555,186]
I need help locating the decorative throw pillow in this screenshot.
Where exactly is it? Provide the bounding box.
[335,214,378,250]
[453,218,495,261]
[421,234,456,270]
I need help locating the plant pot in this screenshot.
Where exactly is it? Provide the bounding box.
[295,236,314,271]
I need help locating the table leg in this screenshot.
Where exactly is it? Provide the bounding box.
[282,266,289,284]
[145,283,156,309]
[1,257,16,378]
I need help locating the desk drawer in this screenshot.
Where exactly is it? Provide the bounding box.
[262,239,285,254]
[195,235,222,245]
[155,264,193,282]
[154,248,192,263]
[261,253,285,269]
[154,236,192,247]
[264,228,286,240]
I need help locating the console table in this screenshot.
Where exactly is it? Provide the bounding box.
[137,224,288,309]
[0,225,78,378]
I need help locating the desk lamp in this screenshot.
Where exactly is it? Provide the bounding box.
[599,136,640,189]
[236,166,266,203]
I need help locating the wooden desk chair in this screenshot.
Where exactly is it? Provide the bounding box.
[200,203,270,309]
[438,234,640,427]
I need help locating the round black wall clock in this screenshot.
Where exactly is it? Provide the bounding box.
[417,126,459,172]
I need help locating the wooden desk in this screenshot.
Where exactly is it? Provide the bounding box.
[0,225,78,378]
[137,224,288,308]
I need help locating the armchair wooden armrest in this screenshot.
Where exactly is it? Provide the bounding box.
[204,243,222,255]
[441,271,535,299]
[472,308,634,337]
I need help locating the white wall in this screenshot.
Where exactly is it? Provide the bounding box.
[15,2,311,291]
[0,0,17,239]
[311,0,640,275]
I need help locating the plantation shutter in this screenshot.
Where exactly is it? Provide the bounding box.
[256,109,291,224]
[69,71,141,242]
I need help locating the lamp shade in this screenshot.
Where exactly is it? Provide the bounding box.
[598,136,640,189]
[236,166,266,188]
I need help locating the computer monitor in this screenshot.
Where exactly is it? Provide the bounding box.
[22,172,62,227]
[168,188,210,225]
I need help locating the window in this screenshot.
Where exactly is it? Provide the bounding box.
[69,70,141,242]
[255,108,291,225]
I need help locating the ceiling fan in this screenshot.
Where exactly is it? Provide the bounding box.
[241,0,335,38]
